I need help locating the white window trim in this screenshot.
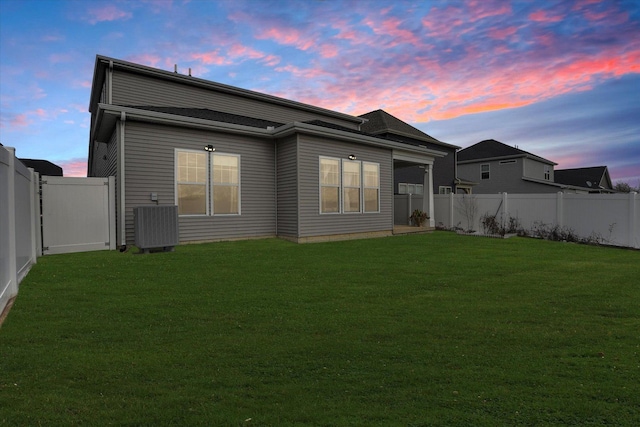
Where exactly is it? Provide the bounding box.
[481,163,490,180]
[175,148,241,217]
[319,156,380,215]
[439,186,452,194]
[319,156,341,215]
[175,148,209,216]
[342,159,362,214]
[211,152,241,216]
[363,161,380,213]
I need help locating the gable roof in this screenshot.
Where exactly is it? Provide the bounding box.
[358,109,458,149]
[457,139,556,165]
[554,166,612,190]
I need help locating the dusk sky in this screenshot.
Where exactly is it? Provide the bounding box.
[1,0,639,184]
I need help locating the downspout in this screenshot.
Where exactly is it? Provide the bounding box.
[119,111,126,248]
[108,60,113,103]
[274,139,278,237]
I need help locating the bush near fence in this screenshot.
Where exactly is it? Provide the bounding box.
[434,192,639,249]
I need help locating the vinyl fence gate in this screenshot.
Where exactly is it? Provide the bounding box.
[41,176,116,255]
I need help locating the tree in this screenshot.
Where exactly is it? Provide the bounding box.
[455,194,479,232]
[614,180,640,193]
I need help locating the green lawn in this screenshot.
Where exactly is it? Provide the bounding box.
[1,232,639,426]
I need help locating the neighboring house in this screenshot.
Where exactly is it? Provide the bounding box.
[457,139,614,194]
[554,166,614,193]
[18,159,63,177]
[87,55,447,246]
[359,109,460,195]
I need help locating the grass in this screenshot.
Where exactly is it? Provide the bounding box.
[1,232,639,426]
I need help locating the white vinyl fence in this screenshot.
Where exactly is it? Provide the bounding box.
[1,147,40,316]
[434,192,639,249]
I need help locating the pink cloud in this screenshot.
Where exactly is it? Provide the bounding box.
[529,10,563,23]
[364,16,421,46]
[487,26,518,40]
[1,113,29,129]
[191,51,230,66]
[257,27,314,51]
[58,159,88,177]
[86,5,132,25]
[467,0,512,21]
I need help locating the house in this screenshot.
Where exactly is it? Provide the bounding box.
[554,166,614,193]
[87,55,448,246]
[358,110,460,195]
[17,159,63,177]
[456,139,613,194]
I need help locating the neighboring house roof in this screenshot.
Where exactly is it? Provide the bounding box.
[18,158,63,176]
[358,109,459,149]
[458,139,556,165]
[554,166,613,190]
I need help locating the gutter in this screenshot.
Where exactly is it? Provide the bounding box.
[97,104,449,158]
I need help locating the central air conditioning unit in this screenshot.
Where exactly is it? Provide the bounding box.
[134,205,179,253]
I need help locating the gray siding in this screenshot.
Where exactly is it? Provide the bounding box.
[123,121,276,244]
[276,136,299,237]
[112,70,359,130]
[91,129,117,178]
[459,159,559,194]
[524,158,553,181]
[297,134,393,237]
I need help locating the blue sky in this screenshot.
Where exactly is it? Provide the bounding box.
[1,0,639,184]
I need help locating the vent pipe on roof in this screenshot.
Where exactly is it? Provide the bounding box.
[174,64,177,73]
[189,68,192,77]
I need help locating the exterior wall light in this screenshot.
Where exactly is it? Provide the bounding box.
[204,145,215,152]
[348,155,357,160]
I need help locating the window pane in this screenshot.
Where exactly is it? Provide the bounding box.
[364,163,378,187]
[178,184,206,215]
[399,183,407,194]
[320,158,339,185]
[343,161,360,187]
[416,184,424,195]
[321,187,339,213]
[364,188,378,212]
[343,187,361,212]
[213,155,238,184]
[213,186,239,214]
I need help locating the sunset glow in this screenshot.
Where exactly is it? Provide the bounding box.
[1,0,638,183]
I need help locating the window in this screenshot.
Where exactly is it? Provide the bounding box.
[177,151,207,215]
[481,164,490,180]
[319,157,380,214]
[363,162,379,213]
[175,149,240,216]
[398,183,423,195]
[320,157,340,213]
[439,186,452,194]
[212,154,240,214]
[544,165,551,181]
[342,159,361,213]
